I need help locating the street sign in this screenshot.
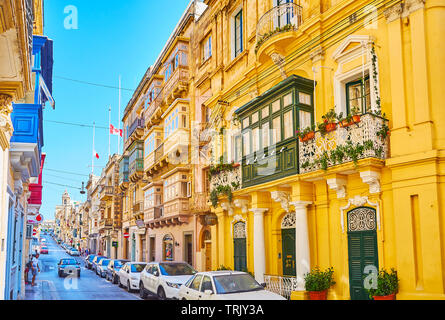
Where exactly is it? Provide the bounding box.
[123,232,129,239]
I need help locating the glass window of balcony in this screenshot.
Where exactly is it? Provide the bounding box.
[164,108,179,139]
[145,188,154,209]
[346,76,370,114]
[145,133,155,157]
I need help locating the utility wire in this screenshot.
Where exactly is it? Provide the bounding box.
[44,120,109,130]
[54,75,135,92]
[43,181,82,190]
[44,168,90,177]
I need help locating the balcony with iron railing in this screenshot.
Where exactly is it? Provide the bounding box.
[255,3,303,60]
[298,113,389,174]
[189,192,210,214]
[124,116,145,150]
[133,201,144,217]
[145,87,165,125]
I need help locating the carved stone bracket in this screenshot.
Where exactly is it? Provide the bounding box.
[384,3,404,23]
[309,47,325,64]
[326,177,347,199]
[269,52,287,79]
[271,191,291,212]
[360,170,381,194]
[0,94,14,150]
[384,0,425,23]
[233,198,249,214]
[221,201,235,216]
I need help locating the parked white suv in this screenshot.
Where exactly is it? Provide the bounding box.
[139,261,196,300]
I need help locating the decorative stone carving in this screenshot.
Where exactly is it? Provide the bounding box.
[0,94,14,150]
[233,221,246,239]
[340,196,380,233]
[221,201,234,216]
[384,3,404,23]
[326,177,347,199]
[233,198,249,214]
[281,212,296,229]
[309,47,325,63]
[350,195,369,207]
[360,170,381,194]
[271,191,291,212]
[348,207,377,232]
[269,52,287,79]
[404,0,425,15]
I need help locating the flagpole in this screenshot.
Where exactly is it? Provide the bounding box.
[118,75,121,155]
[92,121,95,175]
[108,106,111,158]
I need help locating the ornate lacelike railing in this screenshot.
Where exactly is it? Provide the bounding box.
[264,275,298,300]
[209,164,242,193]
[256,3,303,46]
[299,113,389,174]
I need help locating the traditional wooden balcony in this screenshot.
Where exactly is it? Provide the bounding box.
[124,117,145,151]
[255,3,303,61]
[145,87,165,126]
[189,192,210,214]
[119,156,129,191]
[98,218,113,230]
[99,185,114,201]
[163,65,189,105]
[133,201,144,216]
[299,113,389,175]
[129,141,144,182]
[146,143,168,175]
[192,122,214,146]
[146,198,190,229]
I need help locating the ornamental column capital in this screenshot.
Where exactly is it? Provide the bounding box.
[290,201,312,211]
[249,208,268,216]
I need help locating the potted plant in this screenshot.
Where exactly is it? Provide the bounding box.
[296,124,316,142]
[350,106,361,123]
[304,267,336,300]
[366,268,399,300]
[337,112,353,128]
[321,108,338,133]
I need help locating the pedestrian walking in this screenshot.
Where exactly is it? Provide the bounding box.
[31,253,41,286]
[24,258,32,284]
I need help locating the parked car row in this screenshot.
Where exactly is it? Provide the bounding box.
[83,254,284,300]
[58,242,80,256]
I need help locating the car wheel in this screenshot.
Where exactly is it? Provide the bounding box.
[118,277,123,288]
[139,282,147,299]
[113,275,118,284]
[58,271,62,277]
[77,271,81,277]
[127,281,132,293]
[157,287,166,300]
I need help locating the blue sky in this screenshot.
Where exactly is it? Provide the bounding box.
[41,0,190,220]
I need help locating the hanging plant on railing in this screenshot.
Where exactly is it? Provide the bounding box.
[255,24,297,54]
[296,124,316,142]
[318,108,338,135]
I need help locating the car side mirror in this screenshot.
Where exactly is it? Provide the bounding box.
[153,271,159,277]
[261,283,267,288]
[127,269,130,273]
[204,290,213,295]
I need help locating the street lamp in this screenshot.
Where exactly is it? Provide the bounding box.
[80,182,86,195]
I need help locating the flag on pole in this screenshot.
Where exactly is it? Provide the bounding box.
[93,150,99,159]
[110,124,123,137]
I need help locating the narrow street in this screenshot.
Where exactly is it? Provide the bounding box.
[24,235,141,300]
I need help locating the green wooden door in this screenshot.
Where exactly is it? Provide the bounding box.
[281,228,296,276]
[234,239,247,272]
[347,207,379,300]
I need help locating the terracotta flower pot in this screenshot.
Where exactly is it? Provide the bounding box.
[373,293,396,300]
[308,290,328,300]
[352,115,361,123]
[325,123,337,132]
[339,120,352,128]
[299,131,315,142]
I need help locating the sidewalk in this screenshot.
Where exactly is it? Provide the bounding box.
[24,280,58,300]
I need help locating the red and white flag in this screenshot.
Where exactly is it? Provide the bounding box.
[110,124,123,137]
[93,150,99,159]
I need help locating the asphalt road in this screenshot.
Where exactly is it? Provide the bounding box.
[24,234,142,300]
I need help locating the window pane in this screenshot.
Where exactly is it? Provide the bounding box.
[262,106,269,118]
[262,122,270,148]
[299,111,312,130]
[252,128,259,152]
[251,112,258,124]
[272,100,280,113]
[283,92,293,106]
[299,92,311,105]
[242,117,249,129]
[243,131,250,155]
[272,117,281,144]
[283,111,293,140]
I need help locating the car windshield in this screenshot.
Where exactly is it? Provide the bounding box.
[159,263,196,276]
[115,260,126,268]
[130,264,146,273]
[88,256,96,261]
[60,259,77,265]
[213,274,264,294]
[102,260,110,266]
